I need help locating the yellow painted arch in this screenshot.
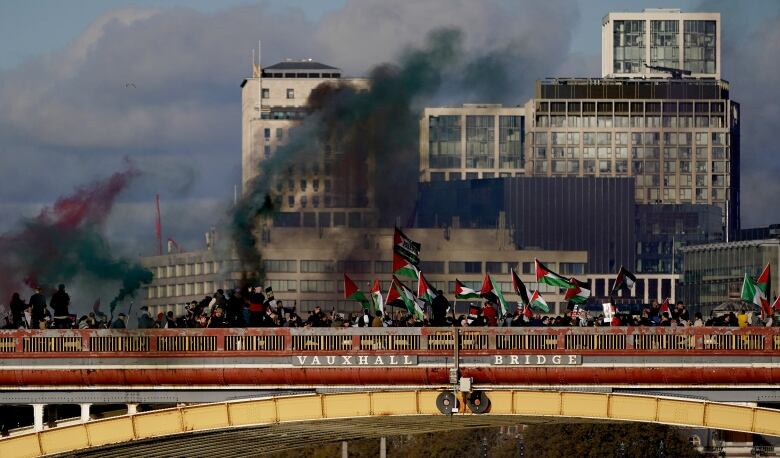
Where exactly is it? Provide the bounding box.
[2,390,780,457]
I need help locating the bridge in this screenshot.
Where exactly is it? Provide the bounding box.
[1,327,779,455]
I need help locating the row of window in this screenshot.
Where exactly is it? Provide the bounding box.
[536,100,726,114]
[261,88,296,99]
[535,115,727,129]
[533,131,728,147]
[265,259,585,275]
[154,262,221,279]
[535,147,729,162]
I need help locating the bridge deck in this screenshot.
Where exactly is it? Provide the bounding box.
[1,328,779,386]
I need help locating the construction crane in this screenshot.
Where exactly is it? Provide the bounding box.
[644,64,692,79]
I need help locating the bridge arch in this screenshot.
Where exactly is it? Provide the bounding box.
[2,390,780,457]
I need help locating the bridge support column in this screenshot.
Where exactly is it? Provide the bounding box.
[80,403,91,422]
[380,436,386,458]
[32,404,44,432]
[341,441,348,458]
[127,403,138,415]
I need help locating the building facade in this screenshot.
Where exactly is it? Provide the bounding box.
[419,104,525,183]
[141,227,589,317]
[681,239,780,310]
[241,60,371,224]
[524,77,739,239]
[415,176,636,275]
[602,9,720,79]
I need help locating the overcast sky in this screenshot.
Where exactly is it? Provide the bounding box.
[0,0,778,256]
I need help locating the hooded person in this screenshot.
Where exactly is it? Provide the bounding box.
[29,287,47,329]
[50,284,71,329]
[137,306,155,329]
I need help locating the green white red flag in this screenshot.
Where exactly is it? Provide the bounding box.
[417,271,436,303]
[535,259,575,289]
[742,273,770,317]
[611,266,637,295]
[757,263,771,298]
[393,227,421,278]
[510,269,531,307]
[660,298,671,316]
[371,279,384,314]
[772,296,780,314]
[343,274,371,311]
[389,276,424,320]
[479,273,509,316]
[454,279,481,299]
[529,290,549,313]
[564,277,590,304]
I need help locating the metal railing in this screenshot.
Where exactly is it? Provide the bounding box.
[0,328,779,355]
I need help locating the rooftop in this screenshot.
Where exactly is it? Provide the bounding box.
[264,59,340,71]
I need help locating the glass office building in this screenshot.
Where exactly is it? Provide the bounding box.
[525,77,739,240]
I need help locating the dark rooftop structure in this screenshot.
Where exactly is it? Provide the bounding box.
[262,60,341,78]
[536,78,730,100]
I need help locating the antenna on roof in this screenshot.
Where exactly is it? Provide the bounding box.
[257,39,262,111]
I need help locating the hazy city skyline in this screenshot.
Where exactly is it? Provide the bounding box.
[0,0,778,255]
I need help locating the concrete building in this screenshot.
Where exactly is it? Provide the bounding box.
[419,104,525,182]
[681,238,780,310]
[241,59,370,224]
[141,227,589,317]
[602,9,720,79]
[524,77,739,239]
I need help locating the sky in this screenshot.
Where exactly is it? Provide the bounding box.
[0,0,778,260]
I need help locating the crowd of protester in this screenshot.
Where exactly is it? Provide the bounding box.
[4,285,778,330]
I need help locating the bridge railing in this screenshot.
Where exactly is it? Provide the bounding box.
[1,327,779,356]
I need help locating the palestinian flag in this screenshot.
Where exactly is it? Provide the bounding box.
[480,273,509,316]
[660,298,671,316]
[742,273,770,316]
[772,296,780,313]
[510,269,531,307]
[529,290,549,313]
[564,277,590,305]
[522,303,534,319]
[535,259,575,289]
[393,227,420,278]
[343,274,371,311]
[388,276,424,320]
[417,271,436,303]
[371,279,384,314]
[757,263,771,298]
[393,252,419,279]
[454,279,481,299]
[611,266,637,295]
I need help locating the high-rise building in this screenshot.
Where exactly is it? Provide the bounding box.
[419,104,525,182]
[240,59,371,227]
[524,77,739,239]
[602,9,720,79]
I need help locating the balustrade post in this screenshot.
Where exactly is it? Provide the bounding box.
[80,403,91,422]
[127,403,138,415]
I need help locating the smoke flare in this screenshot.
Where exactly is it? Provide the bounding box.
[0,169,153,317]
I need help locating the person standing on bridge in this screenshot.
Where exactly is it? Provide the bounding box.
[431,290,450,326]
[50,284,71,329]
[28,287,47,329]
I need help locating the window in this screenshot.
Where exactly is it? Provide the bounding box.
[264,145,271,158]
[650,20,679,69]
[449,261,481,274]
[264,260,297,272]
[264,128,271,139]
[287,196,294,208]
[613,20,645,73]
[419,261,445,274]
[615,132,628,145]
[300,179,307,191]
[261,88,269,98]
[300,260,336,273]
[375,261,392,273]
[465,115,495,168]
[286,88,294,99]
[559,263,585,275]
[300,280,334,293]
[684,20,717,74]
[337,260,372,273]
[429,115,462,168]
[599,160,611,173]
[268,280,297,292]
[486,262,512,274]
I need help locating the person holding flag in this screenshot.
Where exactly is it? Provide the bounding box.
[387,276,425,322]
[343,274,372,312]
[479,273,509,322]
[370,279,384,315]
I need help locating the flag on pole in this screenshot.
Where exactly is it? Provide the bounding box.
[510,269,531,307]
[535,259,575,289]
[389,276,424,320]
[343,274,371,311]
[742,273,770,317]
[417,271,436,303]
[772,295,780,314]
[393,227,421,278]
[522,303,534,319]
[454,279,481,299]
[529,290,549,313]
[611,266,637,295]
[371,279,384,314]
[757,262,771,298]
[480,273,509,316]
[564,277,591,304]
